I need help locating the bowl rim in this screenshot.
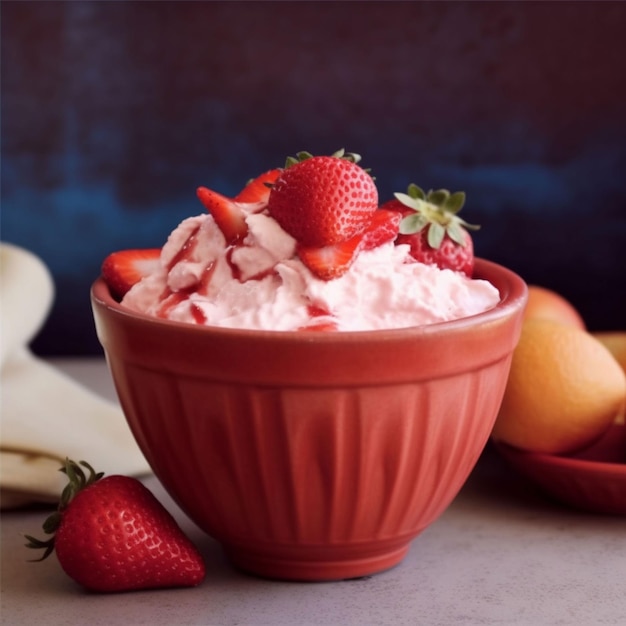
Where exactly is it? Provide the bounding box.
[91,257,528,342]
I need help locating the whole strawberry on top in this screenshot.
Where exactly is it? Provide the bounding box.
[25,459,205,593]
[267,149,378,248]
[383,183,480,277]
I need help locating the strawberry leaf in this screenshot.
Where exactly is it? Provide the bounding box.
[443,191,466,214]
[285,149,363,169]
[42,511,62,535]
[407,183,426,200]
[25,459,106,562]
[456,215,481,231]
[428,189,450,206]
[427,222,445,249]
[446,221,467,246]
[399,213,428,234]
[24,535,55,561]
[331,148,362,164]
[393,192,421,211]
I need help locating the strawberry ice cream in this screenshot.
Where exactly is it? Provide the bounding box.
[120,212,499,332]
[109,151,501,331]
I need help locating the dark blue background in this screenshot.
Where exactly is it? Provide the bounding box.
[2,1,625,356]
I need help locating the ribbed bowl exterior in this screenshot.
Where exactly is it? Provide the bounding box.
[91,258,527,580]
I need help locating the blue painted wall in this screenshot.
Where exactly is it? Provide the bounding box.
[2,1,625,355]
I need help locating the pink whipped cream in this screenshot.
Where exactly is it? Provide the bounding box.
[121,210,500,331]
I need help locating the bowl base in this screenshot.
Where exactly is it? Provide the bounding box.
[223,542,411,582]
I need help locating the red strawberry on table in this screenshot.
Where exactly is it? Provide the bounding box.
[101,248,161,299]
[267,149,378,248]
[382,183,479,276]
[25,459,205,593]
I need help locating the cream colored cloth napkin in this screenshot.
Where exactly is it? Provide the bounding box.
[0,243,150,509]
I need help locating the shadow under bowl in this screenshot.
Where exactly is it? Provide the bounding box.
[91,258,527,580]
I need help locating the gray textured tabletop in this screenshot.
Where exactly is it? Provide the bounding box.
[1,358,625,626]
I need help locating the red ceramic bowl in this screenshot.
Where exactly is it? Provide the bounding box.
[495,423,626,515]
[91,258,527,581]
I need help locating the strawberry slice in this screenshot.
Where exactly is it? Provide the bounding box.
[196,187,248,244]
[102,248,161,299]
[361,209,402,250]
[234,169,281,203]
[299,304,338,330]
[298,320,339,331]
[297,234,362,280]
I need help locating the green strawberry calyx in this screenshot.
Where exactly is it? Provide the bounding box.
[263,150,374,190]
[283,148,364,169]
[24,459,103,561]
[395,183,480,249]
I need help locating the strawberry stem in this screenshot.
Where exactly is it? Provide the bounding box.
[24,459,103,561]
[284,148,365,169]
[395,183,480,250]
